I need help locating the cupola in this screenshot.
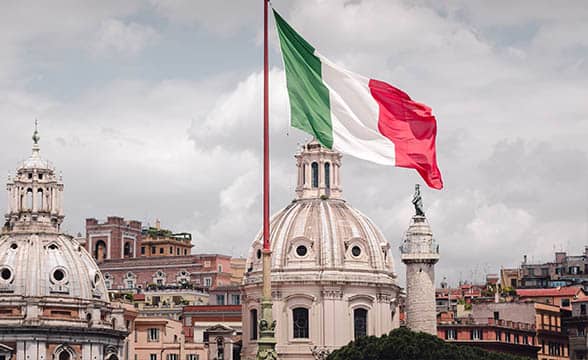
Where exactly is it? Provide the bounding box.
[295,139,342,199]
[3,122,64,234]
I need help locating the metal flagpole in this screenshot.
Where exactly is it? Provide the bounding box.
[257,0,277,359]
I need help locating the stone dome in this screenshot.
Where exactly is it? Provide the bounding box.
[0,233,109,301]
[246,198,395,275]
[1,126,109,301]
[0,125,131,360]
[241,141,400,360]
[245,140,395,277]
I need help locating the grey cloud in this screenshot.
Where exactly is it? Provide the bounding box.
[0,0,587,289]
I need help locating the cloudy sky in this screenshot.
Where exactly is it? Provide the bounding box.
[1,0,587,286]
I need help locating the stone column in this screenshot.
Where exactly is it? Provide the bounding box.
[400,215,439,336]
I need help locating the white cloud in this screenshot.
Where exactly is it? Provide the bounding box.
[92,19,160,57]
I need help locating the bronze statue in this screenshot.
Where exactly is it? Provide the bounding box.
[412,184,425,216]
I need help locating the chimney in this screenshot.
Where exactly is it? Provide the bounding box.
[156,219,161,230]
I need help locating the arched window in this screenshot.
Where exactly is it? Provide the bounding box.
[59,352,71,360]
[94,240,107,262]
[293,307,309,338]
[26,188,33,210]
[324,162,331,189]
[37,189,44,210]
[123,242,132,258]
[250,309,258,340]
[311,162,319,188]
[354,308,368,339]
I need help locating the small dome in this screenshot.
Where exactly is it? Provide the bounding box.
[246,198,395,275]
[0,233,108,301]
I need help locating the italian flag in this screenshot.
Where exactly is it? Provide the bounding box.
[274,10,443,189]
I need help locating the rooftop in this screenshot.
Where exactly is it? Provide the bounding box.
[517,286,584,297]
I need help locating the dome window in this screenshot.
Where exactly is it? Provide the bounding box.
[311,162,319,188]
[48,243,58,250]
[0,267,12,281]
[52,268,66,283]
[351,246,362,257]
[296,245,308,257]
[10,243,17,250]
[324,162,331,189]
[256,249,262,259]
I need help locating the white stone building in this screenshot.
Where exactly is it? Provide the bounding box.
[241,141,401,359]
[0,129,128,360]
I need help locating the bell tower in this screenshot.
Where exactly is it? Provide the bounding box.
[295,139,342,200]
[4,122,64,234]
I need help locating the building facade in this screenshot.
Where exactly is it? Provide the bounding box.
[518,248,588,290]
[241,141,400,359]
[565,295,588,360]
[438,317,540,358]
[0,129,128,360]
[133,317,205,360]
[470,302,570,360]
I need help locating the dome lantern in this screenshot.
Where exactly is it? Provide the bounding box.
[295,139,342,200]
[3,122,64,234]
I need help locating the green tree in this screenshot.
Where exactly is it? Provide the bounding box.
[327,328,530,360]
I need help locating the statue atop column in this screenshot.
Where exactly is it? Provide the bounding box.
[412,184,425,216]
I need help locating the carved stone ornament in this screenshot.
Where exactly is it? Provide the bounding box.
[259,319,276,332]
[257,348,278,360]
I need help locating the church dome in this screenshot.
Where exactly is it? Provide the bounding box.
[0,127,109,302]
[245,140,396,281]
[0,233,108,301]
[0,125,132,360]
[241,141,400,360]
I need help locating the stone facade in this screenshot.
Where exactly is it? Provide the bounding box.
[400,215,440,335]
[241,141,400,359]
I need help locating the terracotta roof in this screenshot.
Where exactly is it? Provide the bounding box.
[517,286,583,297]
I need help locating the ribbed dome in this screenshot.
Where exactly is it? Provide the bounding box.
[0,233,108,301]
[0,128,108,302]
[246,198,395,276]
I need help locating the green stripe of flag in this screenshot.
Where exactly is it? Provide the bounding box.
[273,9,333,149]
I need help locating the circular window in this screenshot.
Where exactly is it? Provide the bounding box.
[10,243,17,250]
[351,246,362,257]
[53,269,65,282]
[0,268,11,281]
[296,245,308,257]
[256,249,262,259]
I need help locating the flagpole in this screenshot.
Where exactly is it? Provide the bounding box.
[257,0,277,359]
